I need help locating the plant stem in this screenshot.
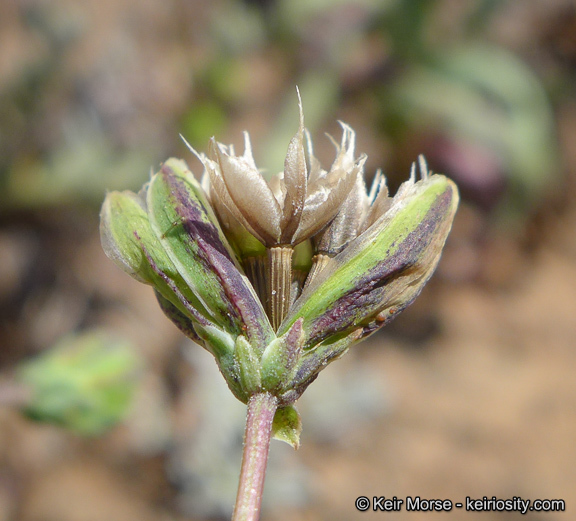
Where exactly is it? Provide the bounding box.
[267,246,293,331]
[232,392,279,521]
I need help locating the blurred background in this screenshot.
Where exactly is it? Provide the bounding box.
[1,0,575,519]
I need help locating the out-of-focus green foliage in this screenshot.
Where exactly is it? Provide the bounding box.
[0,2,181,209]
[217,0,559,223]
[0,0,563,319]
[17,331,140,435]
[181,100,228,149]
[387,43,558,219]
[0,0,561,227]
[6,137,155,208]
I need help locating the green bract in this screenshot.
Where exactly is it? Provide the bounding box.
[101,107,459,447]
[279,168,458,397]
[101,159,274,403]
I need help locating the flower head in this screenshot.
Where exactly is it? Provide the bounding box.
[188,91,359,248]
[100,94,459,443]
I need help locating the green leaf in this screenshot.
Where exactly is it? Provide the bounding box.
[272,405,302,449]
[17,331,139,436]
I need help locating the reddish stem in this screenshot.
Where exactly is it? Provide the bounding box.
[232,392,279,521]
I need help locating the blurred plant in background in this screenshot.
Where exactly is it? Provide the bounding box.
[1,330,139,435]
[0,0,561,218]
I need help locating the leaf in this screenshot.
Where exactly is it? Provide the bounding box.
[272,405,302,449]
[17,331,139,436]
